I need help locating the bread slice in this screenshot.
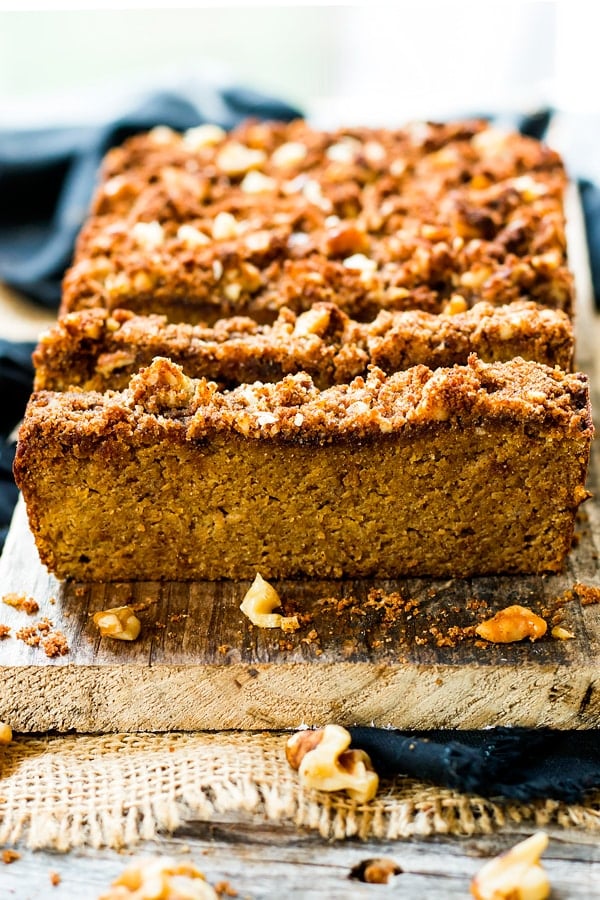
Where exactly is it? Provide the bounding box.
[15,355,592,581]
[33,300,574,393]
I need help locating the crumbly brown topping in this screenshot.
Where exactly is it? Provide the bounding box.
[15,625,41,647]
[19,355,592,450]
[14,619,69,657]
[33,298,574,393]
[0,624,10,638]
[60,120,572,324]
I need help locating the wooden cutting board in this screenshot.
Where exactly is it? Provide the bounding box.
[0,189,599,734]
[0,476,599,733]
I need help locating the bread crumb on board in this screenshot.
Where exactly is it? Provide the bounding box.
[2,593,39,614]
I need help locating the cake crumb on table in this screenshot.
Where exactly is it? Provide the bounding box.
[0,624,10,638]
[15,625,41,647]
[573,583,600,606]
[42,631,69,658]
[14,620,68,656]
[49,870,61,886]
[215,880,238,897]
[2,849,20,864]
[2,593,39,614]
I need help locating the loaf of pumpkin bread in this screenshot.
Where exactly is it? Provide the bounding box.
[14,355,592,582]
[18,119,592,582]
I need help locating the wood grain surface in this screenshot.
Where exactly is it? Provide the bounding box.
[1,824,599,899]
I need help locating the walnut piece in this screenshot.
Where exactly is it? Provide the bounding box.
[98,856,217,900]
[285,724,379,803]
[349,858,402,884]
[212,211,239,241]
[325,223,369,257]
[471,832,550,900]
[216,142,266,176]
[551,625,575,640]
[131,221,164,250]
[177,224,210,248]
[240,573,299,631]
[240,171,276,194]
[475,605,547,643]
[443,294,468,315]
[271,141,307,168]
[0,721,13,744]
[183,124,226,150]
[93,606,141,641]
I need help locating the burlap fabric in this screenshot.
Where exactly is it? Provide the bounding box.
[0,732,598,851]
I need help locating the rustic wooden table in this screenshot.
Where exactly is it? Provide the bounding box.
[2,819,600,898]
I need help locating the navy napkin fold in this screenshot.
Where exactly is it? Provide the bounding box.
[349,727,600,803]
[0,340,34,548]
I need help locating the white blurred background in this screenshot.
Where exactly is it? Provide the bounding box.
[0,0,598,178]
[0,2,596,119]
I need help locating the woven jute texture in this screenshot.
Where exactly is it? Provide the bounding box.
[0,732,599,851]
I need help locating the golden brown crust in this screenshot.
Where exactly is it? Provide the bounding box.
[18,356,593,449]
[33,300,574,393]
[60,120,573,323]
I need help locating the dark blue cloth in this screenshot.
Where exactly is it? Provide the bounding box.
[349,727,600,803]
[0,340,34,548]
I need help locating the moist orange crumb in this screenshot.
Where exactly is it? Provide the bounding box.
[2,593,39,614]
[16,626,41,647]
[42,631,69,658]
[2,849,20,864]
[49,870,61,886]
[35,617,53,635]
[429,624,478,648]
[14,354,592,581]
[573,583,600,606]
[0,624,10,639]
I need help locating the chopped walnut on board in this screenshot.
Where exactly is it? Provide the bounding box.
[471,832,550,900]
[93,606,141,641]
[286,725,379,803]
[240,574,299,631]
